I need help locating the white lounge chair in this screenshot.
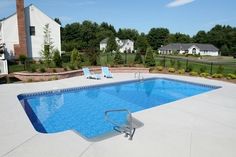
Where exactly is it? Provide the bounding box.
[82,67,101,80]
[101,67,113,78]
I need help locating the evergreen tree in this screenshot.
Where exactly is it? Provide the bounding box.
[220,44,230,56]
[70,48,81,67]
[53,49,62,67]
[134,50,143,64]
[41,24,54,67]
[145,47,155,67]
[114,51,124,64]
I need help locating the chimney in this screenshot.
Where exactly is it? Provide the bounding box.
[14,0,28,58]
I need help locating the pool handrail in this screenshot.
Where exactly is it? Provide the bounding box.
[105,109,136,140]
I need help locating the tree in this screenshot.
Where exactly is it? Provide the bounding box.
[220,44,230,56]
[147,28,169,50]
[145,47,155,67]
[136,33,149,53]
[86,48,100,65]
[114,51,124,64]
[53,49,62,67]
[106,35,118,52]
[193,31,208,43]
[70,48,81,67]
[117,28,139,42]
[168,33,192,43]
[54,18,62,25]
[134,50,143,64]
[41,24,54,67]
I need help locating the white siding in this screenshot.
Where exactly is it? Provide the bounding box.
[0,60,8,74]
[0,14,19,59]
[100,38,134,53]
[100,43,107,52]
[199,51,218,56]
[26,5,61,59]
[119,40,134,53]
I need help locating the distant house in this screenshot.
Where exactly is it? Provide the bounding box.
[158,43,219,56]
[100,37,134,53]
[0,0,61,60]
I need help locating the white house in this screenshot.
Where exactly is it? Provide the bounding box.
[158,43,219,56]
[100,37,134,53]
[0,0,61,60]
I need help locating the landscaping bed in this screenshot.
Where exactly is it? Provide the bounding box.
[149,66,236,84]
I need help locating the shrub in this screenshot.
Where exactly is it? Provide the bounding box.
[178,69,185,75]
[70,48,81,67]
[177,60,182,69]
[145,47,155,67]
[170,59,175,67]
[185,64,193,72]
[160,59,165,67]
[30,67,36,73]
[19,54,27,64]
[53,49,62,67]
[63,67,68,71]
[216,65,224,74]
[199,66,207,73]
[200,72,210,77]
[189,71,198,76]
[39,67,46,73]
[168,68,175,73]
[226,73,236,79]
[134,51,143,64]
[52,69,57,73]
[69,64,75,70]
[212,73,224,78]
[114,51,124,64]
[149,67,155,73]
[61,52,71,63]
[38,59,43,64]
[156,66,163,71]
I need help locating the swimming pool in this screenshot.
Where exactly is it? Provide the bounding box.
[18,78,220,140]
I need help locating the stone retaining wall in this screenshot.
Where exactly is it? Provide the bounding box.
[13,67,149,81]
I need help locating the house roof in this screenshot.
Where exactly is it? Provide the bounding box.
[159,43,219,51]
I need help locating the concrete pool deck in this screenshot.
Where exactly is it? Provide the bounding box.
[0,73,236,157]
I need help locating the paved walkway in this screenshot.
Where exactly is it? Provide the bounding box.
[0,73,236,157]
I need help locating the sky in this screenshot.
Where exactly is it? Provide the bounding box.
[0,0,236,36]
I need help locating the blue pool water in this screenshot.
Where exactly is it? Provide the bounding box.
[18,78,219,139]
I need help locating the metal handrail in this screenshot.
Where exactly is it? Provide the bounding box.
[105,109,136,140]
[134,72,144,81]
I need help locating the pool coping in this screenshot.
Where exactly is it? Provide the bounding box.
[0,73,236,157]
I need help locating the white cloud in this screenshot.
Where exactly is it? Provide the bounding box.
[166,0,195,8]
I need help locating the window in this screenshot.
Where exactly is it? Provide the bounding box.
[30,26,35,36]
[192,48,196,54]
